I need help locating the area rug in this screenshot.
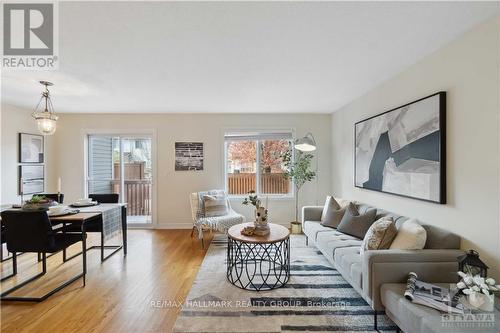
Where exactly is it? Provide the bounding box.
[173,234,397,332]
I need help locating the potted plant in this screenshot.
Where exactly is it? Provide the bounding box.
[282,150,316,227]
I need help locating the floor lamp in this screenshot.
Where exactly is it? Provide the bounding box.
[294,132,319,206]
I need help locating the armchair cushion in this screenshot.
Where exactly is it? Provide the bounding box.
[203,194,229,217]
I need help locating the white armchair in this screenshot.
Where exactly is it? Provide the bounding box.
[190,191,245,248]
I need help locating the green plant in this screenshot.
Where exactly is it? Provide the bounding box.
[27,195,48,204]
[282,150,316,222]
[242,190,261,208]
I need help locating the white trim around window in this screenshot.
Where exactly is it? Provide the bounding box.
[223,128,295,199]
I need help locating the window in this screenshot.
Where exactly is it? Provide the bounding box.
[225,131,293,196]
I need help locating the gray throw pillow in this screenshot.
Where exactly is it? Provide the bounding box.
[337,202,377,239]
[320,196,345,229]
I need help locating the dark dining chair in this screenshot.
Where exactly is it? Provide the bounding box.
[38,193,65,204]
[88,193,119,204]
[62,193,121,262]
[0,225,17,281]
[0,210,87,302]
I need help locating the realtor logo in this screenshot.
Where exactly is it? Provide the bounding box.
[2,2,58,69]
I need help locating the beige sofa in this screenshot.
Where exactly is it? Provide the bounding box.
[302,198,464,313]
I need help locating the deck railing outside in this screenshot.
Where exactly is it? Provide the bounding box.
[228,173,290,195]
[112,180,152,216]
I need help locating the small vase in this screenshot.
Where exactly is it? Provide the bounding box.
[468,293,495,312]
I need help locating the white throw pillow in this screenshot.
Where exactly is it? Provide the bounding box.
[203,194,229,217]
[389,219,427,250]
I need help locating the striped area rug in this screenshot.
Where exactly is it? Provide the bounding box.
[173,234,397,332]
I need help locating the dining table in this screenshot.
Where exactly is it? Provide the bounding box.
[0,203,128,260]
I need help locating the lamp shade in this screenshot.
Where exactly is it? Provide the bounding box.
[294,133,317,151]
[34,110,58,135]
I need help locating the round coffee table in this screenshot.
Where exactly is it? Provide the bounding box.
[226,223,290,291]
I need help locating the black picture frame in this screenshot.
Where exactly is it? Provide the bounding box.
[175,142,204,171]
[19,133,44,163]
[19,165,45,195]
[354,91,446,204]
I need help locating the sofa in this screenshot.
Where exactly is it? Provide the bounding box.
[302,198,465,313]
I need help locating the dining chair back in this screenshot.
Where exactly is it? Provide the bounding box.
[38,193,64,204]
[2,210,54,253]
[89,193,119,204]
[0,210,87,302]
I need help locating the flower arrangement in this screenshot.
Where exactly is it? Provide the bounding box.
[241,190,269,236]
[457,272,500,295]
[242,190,261,208]
[456,271,499,311]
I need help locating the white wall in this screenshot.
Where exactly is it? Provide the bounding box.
[0,104,57,204]
[331,16,500,279]
[52,113,331,228]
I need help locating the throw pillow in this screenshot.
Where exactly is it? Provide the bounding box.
[320,196,346,229]
[360,216,397,252]
[197,189,225,217]
[203,194,229,217]
[336,202,377,239]
[389,219,427,250]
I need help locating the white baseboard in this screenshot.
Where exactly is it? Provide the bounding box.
[154,221,290,230]
[155,223,193,229]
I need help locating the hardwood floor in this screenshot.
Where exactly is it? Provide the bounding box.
[0,230,213,333]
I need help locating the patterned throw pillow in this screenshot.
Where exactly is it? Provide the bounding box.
[197,190,225,218]
[336,202,377,239]
[320,196,346,229]
[360,217,397,252]
[203,194,229,217]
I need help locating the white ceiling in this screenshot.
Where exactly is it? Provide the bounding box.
[1,1,498,114]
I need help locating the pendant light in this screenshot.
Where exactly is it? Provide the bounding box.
[32,81,58,135]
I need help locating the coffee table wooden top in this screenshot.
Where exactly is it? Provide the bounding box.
[227,223,290,244]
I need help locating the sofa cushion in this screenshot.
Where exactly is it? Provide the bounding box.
[361,216,397,252]
[303,221,332,242]
[337,203,377,239]
[350,262,363,291]
[333,247,363,289]
[320,197,346,229]
[422,224,460,249]
[390,219,427,250]
[315,231,361,263]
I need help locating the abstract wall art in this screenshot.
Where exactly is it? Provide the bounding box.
[354,92,446,203]
[175,142,204,171]
[19,165,45,195]
[19,133,44,163]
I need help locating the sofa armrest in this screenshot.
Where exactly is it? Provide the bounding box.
[362,249,465,310]
[301,206,323,223]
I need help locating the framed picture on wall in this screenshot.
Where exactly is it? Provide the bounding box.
[19,165,45,195]
[354,91,446,204]
[175,142,204,171]
[19,133,44,163]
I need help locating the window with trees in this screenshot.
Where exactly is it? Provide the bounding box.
[225,131,293,196]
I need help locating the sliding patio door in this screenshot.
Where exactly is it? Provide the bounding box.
[87,135,153,226]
